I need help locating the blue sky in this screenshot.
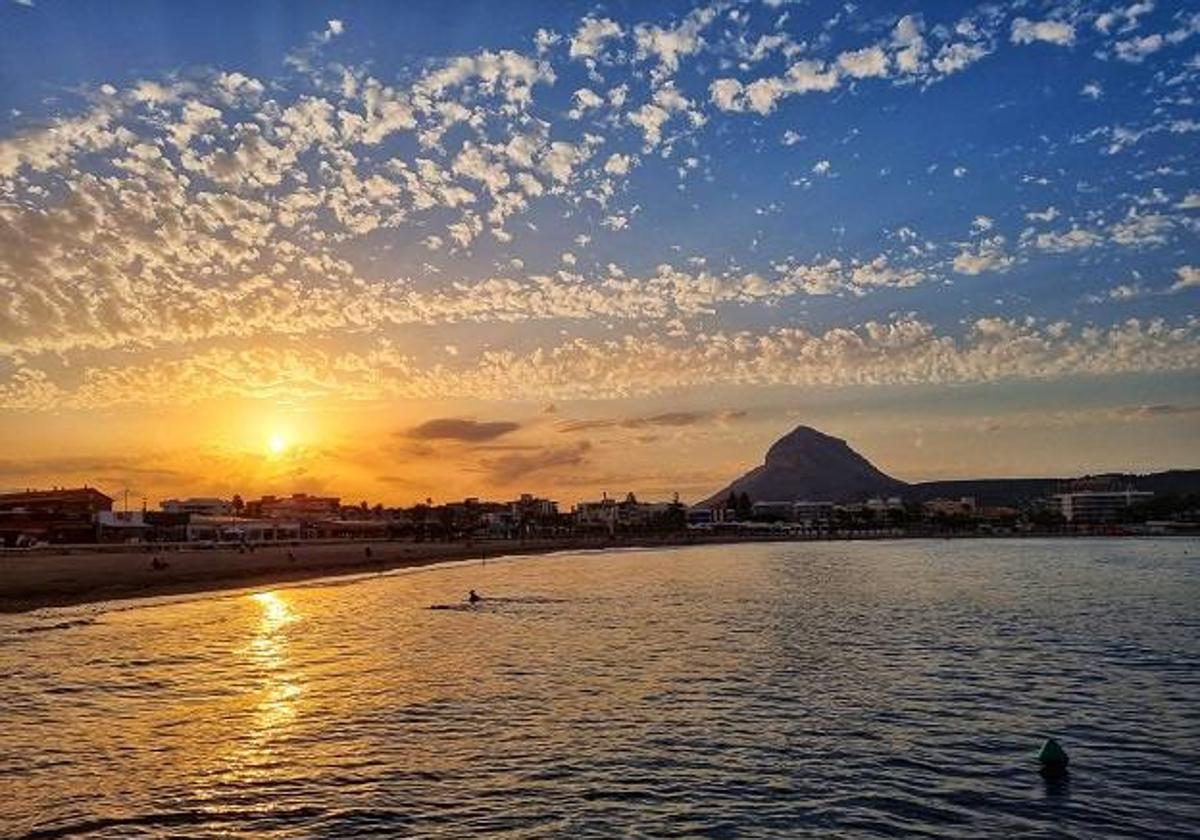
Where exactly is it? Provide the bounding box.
[0,0,1197,501]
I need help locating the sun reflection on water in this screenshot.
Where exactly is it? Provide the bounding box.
[242,590,300,748]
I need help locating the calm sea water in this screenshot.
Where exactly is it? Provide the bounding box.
[1,539,1198,839]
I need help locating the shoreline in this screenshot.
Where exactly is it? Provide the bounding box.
[0,535,728,614]
[1,531,1193,615]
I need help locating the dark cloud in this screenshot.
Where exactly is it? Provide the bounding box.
[405,418,521,442]
[557,409,747,434]
[484,442,591,485]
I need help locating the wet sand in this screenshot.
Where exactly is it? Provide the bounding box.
[0,536,715,613]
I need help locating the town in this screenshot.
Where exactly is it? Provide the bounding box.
[1,482,1195,550]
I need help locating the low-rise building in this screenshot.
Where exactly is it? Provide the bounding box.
[923,497,977,518]
[865,496,905,513]
[574,493,677,531]
[0,487,113,546]
[751,500,795,521]
[96,510,152,543]
[793,501,834,527]
[246,493,341,522]
[186,515,301,543]
[161,497,231,516]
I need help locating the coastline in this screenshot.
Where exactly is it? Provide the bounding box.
[1,531,1191,614]
[0,535,732,614]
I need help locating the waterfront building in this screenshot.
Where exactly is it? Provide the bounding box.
[245,493,341,521]
[0,487,113,546]
[161,497,231,516]
[574,493,677,531]
[864,496,905,513]
[1050,490,1153,524]
[793,501,834,527]
[923,497,977,518]
[751,500,794,521]
[185,515,301,543]
[95,510,151,543]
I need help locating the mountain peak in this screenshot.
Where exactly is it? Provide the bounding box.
[765,425,849,466]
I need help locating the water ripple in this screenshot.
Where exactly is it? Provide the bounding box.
[1,538,1198,837]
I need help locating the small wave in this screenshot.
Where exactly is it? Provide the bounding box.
[15,805,327,840]
[12,618,97,635]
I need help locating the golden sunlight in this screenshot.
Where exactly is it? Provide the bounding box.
[267,433,289,456]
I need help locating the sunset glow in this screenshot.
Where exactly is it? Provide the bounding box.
[0,0,1195,506]
[1,5,1198,838]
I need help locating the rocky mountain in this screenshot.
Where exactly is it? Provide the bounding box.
[701,425,907,506]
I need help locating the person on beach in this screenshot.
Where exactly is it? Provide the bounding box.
[468,589,482,604]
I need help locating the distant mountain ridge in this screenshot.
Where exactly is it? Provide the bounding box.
[701,425,1200,508]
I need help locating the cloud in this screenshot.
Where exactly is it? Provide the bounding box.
[633,5,716,82]
[0,102,126,178]
[837,46,890,79]
[1031,228,1104,253]
[406,418,521,442]
[557,409,745,433]
[1114,33,1163,62]
[709,59,839,114]
[1171,266,1200,293]
[953,237,1014,275]
[7,316,1198,412]
[569,16,622,59]
[628,84,697,148]
[892,15,926,73]
[1011,18,1076,46]
[1026,206,1060,222]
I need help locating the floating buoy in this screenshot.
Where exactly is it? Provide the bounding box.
[1038,737,1069,778]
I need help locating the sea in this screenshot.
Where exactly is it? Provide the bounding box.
[1,539,1197,838]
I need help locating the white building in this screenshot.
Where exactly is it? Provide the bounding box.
[793,501,834,526]
[161,497,231,516]
[186,515,300,543]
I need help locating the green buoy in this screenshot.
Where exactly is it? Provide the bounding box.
[1038,737,1069,777]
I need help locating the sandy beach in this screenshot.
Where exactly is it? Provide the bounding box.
[0,536,720,613]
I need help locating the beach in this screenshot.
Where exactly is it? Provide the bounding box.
[0,536,712,613]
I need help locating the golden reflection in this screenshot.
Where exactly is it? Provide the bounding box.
[246,590,301,737]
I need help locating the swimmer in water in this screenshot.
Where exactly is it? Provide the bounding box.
[468,589,482,604]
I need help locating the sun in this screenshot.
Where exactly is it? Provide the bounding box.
[267,433,288,455]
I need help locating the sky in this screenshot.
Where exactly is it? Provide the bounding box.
[0,0,1197,507]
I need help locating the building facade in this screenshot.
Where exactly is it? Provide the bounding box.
[1051,490,1153,524]
[0,487,113,546]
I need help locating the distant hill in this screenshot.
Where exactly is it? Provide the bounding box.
[905,470,1200,507]
[701,424,1200,508]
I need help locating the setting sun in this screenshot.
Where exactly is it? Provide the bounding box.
[267,434,288,456]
